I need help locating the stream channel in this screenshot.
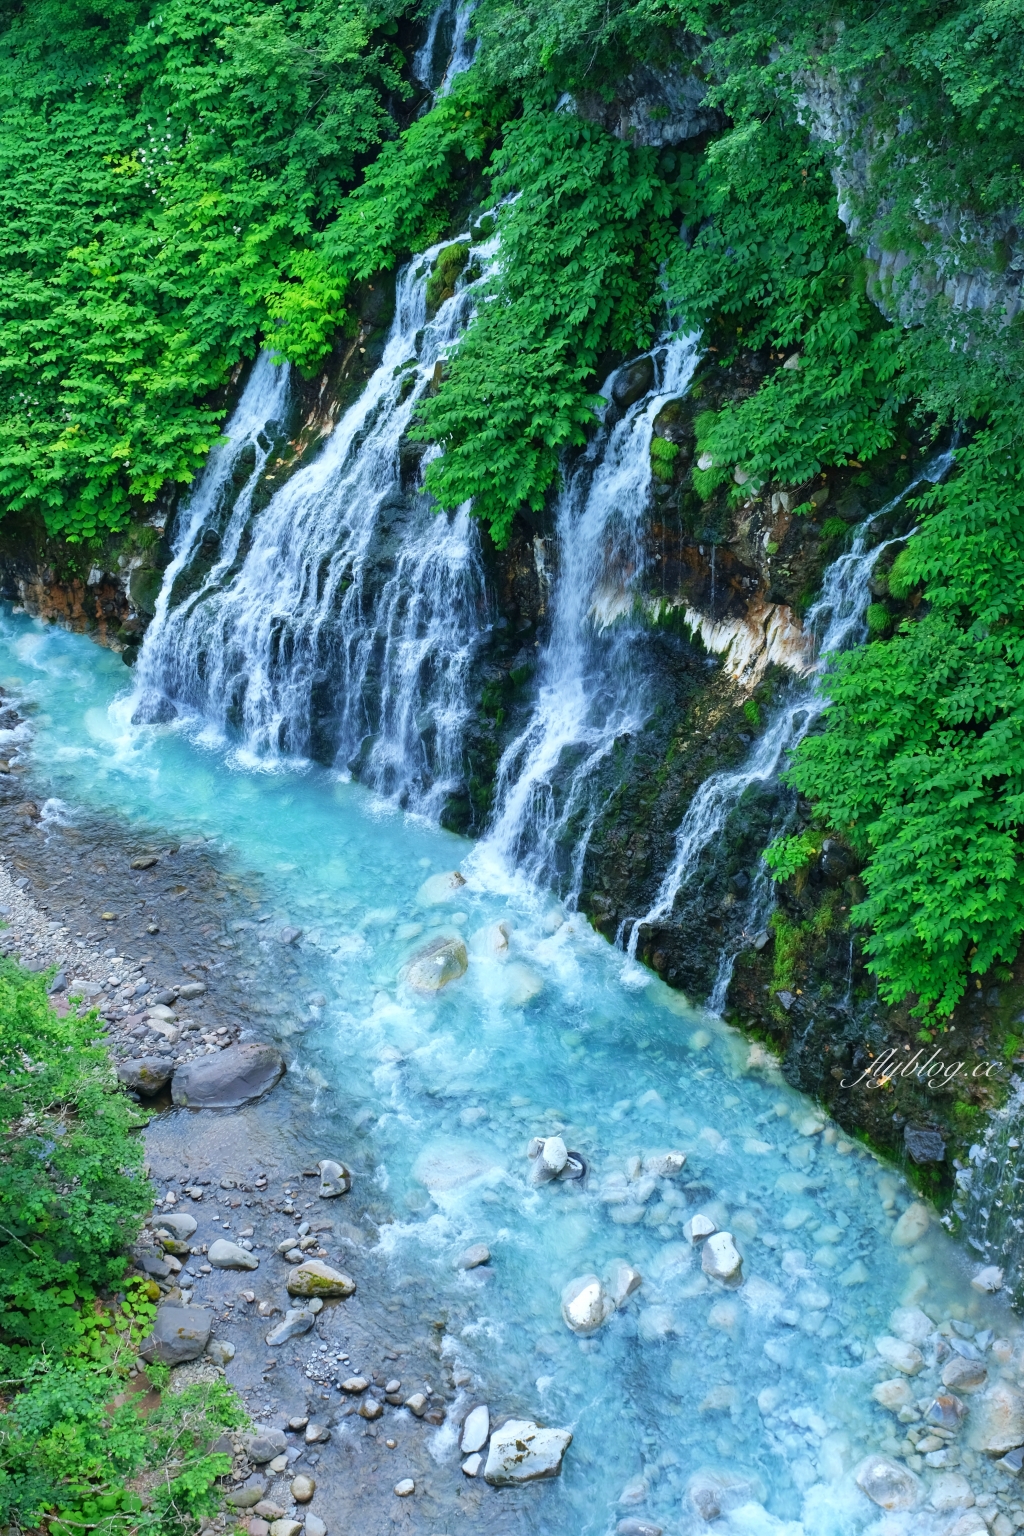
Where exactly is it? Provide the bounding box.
[3,583,1023,1536]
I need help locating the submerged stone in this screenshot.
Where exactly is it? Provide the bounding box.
[405,934,468,992]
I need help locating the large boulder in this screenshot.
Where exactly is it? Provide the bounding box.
[405,935,468,993]
[139,1304,212,1365]
[416,869,467,906]
[483,1420,571,1485]
[171,1043,284,1109]
[118,1057,174,1095]
[854,1455,920,1511]
[286,1260,356,1299]
[611,356,655,409]
[967,1382,1024,1455]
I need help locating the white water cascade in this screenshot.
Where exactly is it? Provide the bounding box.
[133,239,492,814]
[482,335,700,892]
[412,0,477,96]
[625,448,955,978]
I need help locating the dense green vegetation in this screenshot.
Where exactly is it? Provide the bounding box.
[2,0,1024,1012]
[0,0,409,540]
[0,960,243,1532]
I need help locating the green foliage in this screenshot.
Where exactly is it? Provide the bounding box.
[669,114,904,500]
[0,959,151,1366]
[650,435,680,481]
[414,109,681,544]
[269,69,508,368]
[786,408,1024,1017]
[764,829,821,882]
[865,602,891,635]
[0,960,247,1533]
[0,0,409,539]
[742,697,761,728]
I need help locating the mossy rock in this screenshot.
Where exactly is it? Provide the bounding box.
[128,565,163,616]
[426,242,470,317]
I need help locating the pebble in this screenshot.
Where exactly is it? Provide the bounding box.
[854,1455,920,1511]
[942,1357,988,1394]
[967,1382,1024,1454]
[462,1453,483,1477]
[341,1377,369,1393]
[394,1479,415,1497]
[268,1521,301,1536]
[304,1422,330,1444]
[606,1260,643,1308]
[287,1416,308,1431]
[872,1378,914,1412]
[265,1309,316,1346]
[358,1399,383,1420]
[304,1518,327,1536]
[874,1335,925,1375]
[685,1214,717,1243]
[531,1135,568,1184]
[404,1393,427,1416]
[317,1158,351,1198]
[207,1338,235,1365]
[890,1203,930,1247]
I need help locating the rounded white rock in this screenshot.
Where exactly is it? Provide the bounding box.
[561,1275,614,1335]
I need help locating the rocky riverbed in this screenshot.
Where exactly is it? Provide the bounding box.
[0,765,575,1535]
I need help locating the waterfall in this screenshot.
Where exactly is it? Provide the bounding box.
[481,335,700,893]
[412,0,476,96]
[133,237,492,814]
[625,448,956,974]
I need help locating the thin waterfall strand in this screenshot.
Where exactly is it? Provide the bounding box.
[625,448,955,966]
[481,336,700,894]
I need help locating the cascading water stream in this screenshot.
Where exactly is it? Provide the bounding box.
[133,238,492,813]
[624,448,955,975]
[480,335,700,893]
[412,0,476,96]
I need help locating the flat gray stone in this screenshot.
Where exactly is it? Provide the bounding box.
[265,1308,316,1346]
[154,1212,198,1241]
[139,1305,212,1365]
[246,1428,287,1465]
[208,1238,259,1271]
[172,1043,284,1109]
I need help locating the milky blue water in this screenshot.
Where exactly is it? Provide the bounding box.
[1,607,1017,1535]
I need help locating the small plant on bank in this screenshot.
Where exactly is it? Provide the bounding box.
[0,959,246,1532]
